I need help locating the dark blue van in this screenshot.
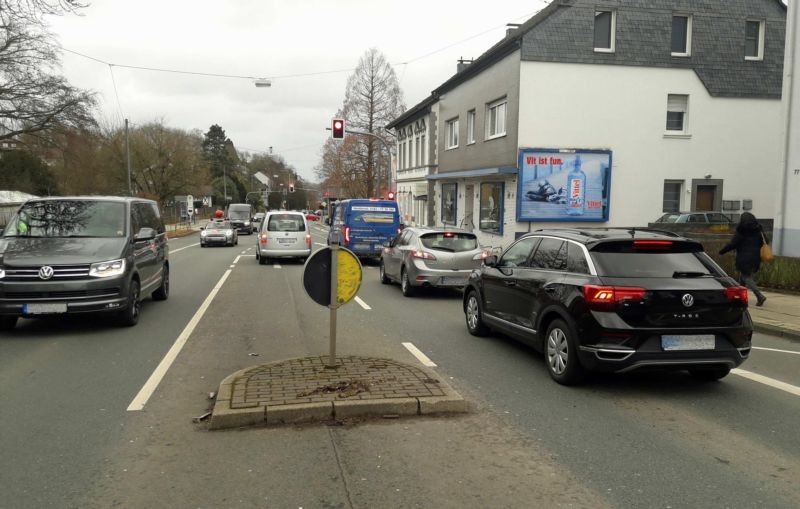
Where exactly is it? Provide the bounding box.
[328,199,401,257]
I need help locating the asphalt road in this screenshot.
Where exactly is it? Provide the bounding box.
[1,224,799,508]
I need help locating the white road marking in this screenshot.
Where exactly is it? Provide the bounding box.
[127,269,233,411]
[752,346,800,355]
[229,265,235,268]
[354,296,371,310]
[402,342,437,367]
[233,255,242,264]
[732,368,800,397]
[314,242,326,247]
[170,242,200,253]
[240,250,247,254]
[273,264,282,269]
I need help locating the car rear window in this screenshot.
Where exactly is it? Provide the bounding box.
[267,214,305,232]
[420,232,477,252]
[590,240,721,277]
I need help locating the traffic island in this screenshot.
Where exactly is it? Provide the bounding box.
[209,356,470,430]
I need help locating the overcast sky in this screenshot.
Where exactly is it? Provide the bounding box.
[46,0,549,183]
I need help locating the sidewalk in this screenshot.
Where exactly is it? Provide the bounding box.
[749,290,800,341]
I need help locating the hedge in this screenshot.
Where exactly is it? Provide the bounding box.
[701,239,800,292]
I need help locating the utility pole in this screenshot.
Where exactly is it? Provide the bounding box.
[125,118,132,196]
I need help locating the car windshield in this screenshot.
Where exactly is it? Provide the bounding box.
[420,232,478,252]
[228,209,250,220]
[267,214,305,231]
[3,200,126,238]
[656,214,680,223]
[206,221,231,230]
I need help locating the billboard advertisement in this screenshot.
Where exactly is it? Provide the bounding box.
[517,149,612,222]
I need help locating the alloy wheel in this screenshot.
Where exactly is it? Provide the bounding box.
[547,327,569,375]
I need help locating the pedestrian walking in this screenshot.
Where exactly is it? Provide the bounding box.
[719,212,767,306]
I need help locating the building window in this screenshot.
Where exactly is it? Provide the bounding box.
[671,15,691,56]
[467,110,476,144]
[399,140,405,169]
[441,183,457,225]
[745,20,765,60]
[594,10,616,52]
[663,180,682,212]
[420,133,426,165]
[486,99,507,139]
[666,94,689,133]
[479,182,503,234]
[446,118,459,149]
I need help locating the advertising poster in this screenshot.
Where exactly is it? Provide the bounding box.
[441,183,457,225]
[517,149,612,222]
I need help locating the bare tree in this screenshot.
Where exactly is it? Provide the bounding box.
[0,0,95,142]
[316,48,404,198]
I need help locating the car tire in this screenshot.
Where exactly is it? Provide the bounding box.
[235,238,239,246]
[118,279,141,327]
[401,267,415,297]
[465,290,489,336]
[260,256,269,265]
[545,318,585,385]
[688,366,731,381]
[0,316,18,331]
[151,265,170,301]
[200,242,206,248]
[379,260,390,284]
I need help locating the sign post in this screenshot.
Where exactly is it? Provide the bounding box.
[186,194,194,219]
[302,237,362,369]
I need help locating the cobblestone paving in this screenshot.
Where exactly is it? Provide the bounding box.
[230,356,446,409]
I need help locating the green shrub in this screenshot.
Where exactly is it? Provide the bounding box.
[701,239,800,291]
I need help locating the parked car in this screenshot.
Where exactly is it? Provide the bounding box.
[380,228,486,296]
[462,228,752,385]
[0,196,170,330]
[654,212,734,224]
[256,211,311,264]
[200,220,238,247]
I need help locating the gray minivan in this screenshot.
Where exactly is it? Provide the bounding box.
[0,196,170,330]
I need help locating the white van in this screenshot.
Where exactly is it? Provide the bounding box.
[256,211,311,264]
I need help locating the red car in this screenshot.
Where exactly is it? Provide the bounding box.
[305,213,320,222]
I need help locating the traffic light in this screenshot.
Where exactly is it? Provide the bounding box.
[332,118,345,139]
[386,191,395,200]
[289,184,295,193]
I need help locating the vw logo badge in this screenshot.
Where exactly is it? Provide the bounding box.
[38,266,55,280]
[681,293,694,307]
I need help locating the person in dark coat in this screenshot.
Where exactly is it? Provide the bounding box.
[719,212,766,306]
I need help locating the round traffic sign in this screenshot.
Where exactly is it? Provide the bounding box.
[302,247,362,307]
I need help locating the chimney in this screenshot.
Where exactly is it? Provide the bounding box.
[457,57,473,73]
[506,23,522,37]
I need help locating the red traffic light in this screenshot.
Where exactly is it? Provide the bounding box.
[386,191,395,200]
[332,118,345,139]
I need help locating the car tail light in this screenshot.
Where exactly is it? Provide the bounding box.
[344,227,350,245]
[411,250,437,261]
[583,285,646,310]
[305,233,311,245]
[397,227,402,234]
[724,286,748,305]
[633,240,673,250]
[260,233,268,245]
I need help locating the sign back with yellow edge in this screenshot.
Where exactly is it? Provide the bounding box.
[302,246,363,306]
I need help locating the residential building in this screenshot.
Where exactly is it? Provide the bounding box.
[391,0,786,249]
[777,0,799,255]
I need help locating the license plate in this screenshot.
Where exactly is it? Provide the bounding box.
[661,334,715,351]
[23,303,67,315]
[440,276,467,286]
[278,238,296,244]
[354,243,371,250]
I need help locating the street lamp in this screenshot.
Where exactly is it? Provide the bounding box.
[254,78,272,88]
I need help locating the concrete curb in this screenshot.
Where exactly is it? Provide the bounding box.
[752,322,800,343]
[209,358,470,430]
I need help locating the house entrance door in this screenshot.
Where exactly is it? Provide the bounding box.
[695,185,716,211]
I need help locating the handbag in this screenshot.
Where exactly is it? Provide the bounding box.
[760,232,774,263]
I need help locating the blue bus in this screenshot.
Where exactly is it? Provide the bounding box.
[328,199,401,258]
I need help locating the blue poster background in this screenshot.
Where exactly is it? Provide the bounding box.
[517,149,612,222]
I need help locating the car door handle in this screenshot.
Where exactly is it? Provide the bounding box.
[504,280,517,287]
[544,286,557,294]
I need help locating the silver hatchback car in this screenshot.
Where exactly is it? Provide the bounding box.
[380,228,486,296]
[256,211,311,264]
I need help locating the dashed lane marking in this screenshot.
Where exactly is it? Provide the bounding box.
[233,255,242,264]
[354,296,371,310]
[170,243,200,254]
[752,346,800,355]
[127,269,233,411]
[732,368,800,397]
[402,342,437,367]
[273,264,282,269]
[314,242,326,247]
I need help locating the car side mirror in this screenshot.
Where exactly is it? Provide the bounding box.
[134,227,156,242]
[483,255,498,267]
[200,226,205,230]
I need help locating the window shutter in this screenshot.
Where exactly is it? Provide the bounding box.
[667,95,687,112]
